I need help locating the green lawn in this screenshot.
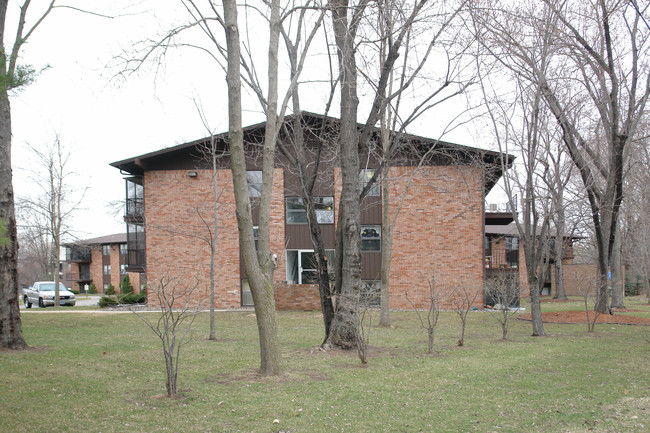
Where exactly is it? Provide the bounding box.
[2,297,648,433]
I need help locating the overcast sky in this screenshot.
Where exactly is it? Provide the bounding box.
[11,1,493,241]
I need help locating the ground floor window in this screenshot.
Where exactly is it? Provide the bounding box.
[286,249,335,284]
[241,279,254,306]
[361,280,381,307]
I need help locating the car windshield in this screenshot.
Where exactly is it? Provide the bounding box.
[39,283,66,292]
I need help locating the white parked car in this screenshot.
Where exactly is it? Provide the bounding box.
[23,282,76,308]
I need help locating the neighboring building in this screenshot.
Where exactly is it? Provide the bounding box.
[63,233,146,294]
[483,221,593,297]
[110,113,512,309]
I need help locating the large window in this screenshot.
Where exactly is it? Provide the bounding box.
[361,225,381,251]
[247,171,263,197]
[103,264,111,275]
[286,197,334,224]
[360,169,380,196]
[125,177,144,218]
[102,245,111,256]
[119,244,127,256]
[286,249,335,284]
[126,222,145,269]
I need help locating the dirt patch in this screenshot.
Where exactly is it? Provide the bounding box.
[540,298,576,303]
[518,311,650,325]
[0,345,47,354]
[206,368,330,387]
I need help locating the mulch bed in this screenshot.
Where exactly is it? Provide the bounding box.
[518,310,650,326]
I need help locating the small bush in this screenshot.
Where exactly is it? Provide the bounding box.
[70,289,79,295]
[88,283,97,294]
[118,292,146,304]
[98,296,118,308]
[120,275,134,294]
[105,284,116,296]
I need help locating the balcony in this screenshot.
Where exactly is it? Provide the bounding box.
[65,247,91,262]
[485,201,517,226]
[65,271,91,282]
[485,249,519,270]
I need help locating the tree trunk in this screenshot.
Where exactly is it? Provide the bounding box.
[0,91,26,349]
[528,275,545,336]
[610,221,624,308]
[209,148,218,341]
[379,163,392,327]
[329,0,363,350]
[223,0,282,375]
[553,203,567,300]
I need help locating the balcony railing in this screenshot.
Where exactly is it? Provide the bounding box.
[65,271,91,281]
[485,249,519,269]
[485,201,517,213]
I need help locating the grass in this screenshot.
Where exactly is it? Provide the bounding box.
[2,297,648,433]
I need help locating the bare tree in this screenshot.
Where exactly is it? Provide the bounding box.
[130,274,201,397]
[449,283,480,346]
[484,272,519,340]
[477,60,555,336]
[472,0,650,314]
[0,0,60,350]
[328,0,450,349]
[573,272,601,333]
[406,272,442,354]
[621,139,650,302]
[20,136,84,308]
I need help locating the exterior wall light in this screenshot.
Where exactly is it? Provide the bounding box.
[188,171,198,178]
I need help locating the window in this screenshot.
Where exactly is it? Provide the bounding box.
[360,169,380,196]
[361,281,381,307]
[102,245,110,256]
[125,177,144,218]
[361,225,381,251]
[253,226,259,250]
[104,284,110,291]
[286,197,334,224]
[241,279,253,306]
[103,264,111,275]
[505,236,518,251]
[119,244,127,255]
[127,222,145,268]
[247,171,263,197]
[120,264,127,275]
[286,249,335,284]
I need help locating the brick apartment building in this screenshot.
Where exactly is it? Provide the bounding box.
[63,233,146,294]
[110,113,512,309]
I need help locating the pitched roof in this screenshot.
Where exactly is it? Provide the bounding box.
[110,112,514,193]
[64,233,126,247]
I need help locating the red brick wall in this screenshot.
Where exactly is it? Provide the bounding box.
[89,248,104,293]
[274,283,321,310]
[144,168,285,308]
[141,165,485,310]
[386,165,485,310]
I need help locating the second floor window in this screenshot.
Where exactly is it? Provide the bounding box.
[360,169,380,196]
[247,171,263,197]
[102,245,110,256]
[286,197,334,224]
[505,237,518,251]
[119,244,127,255]
[103,264,111,275]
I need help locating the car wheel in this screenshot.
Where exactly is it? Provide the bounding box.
[38,298,45,308]
[24,297,32,309]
